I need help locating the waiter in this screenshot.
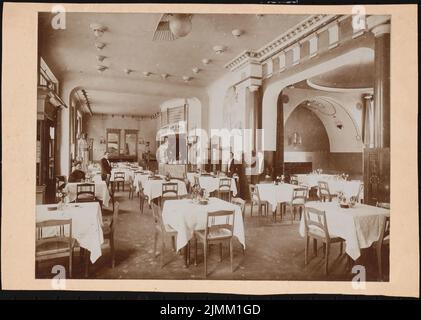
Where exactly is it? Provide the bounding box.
[100,151,112,186]
[227,151,236,177]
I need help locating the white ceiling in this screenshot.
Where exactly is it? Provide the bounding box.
[39,12,308,115]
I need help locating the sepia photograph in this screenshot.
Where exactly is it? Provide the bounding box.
[1,2,418,297]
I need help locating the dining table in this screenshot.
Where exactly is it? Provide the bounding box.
[299,201,390,261]
[187,173,238,196]
[256,183,298,213]
[162,197,245,253]
[36,202,104,264]
[63,181,111,207]
[142,177,188,203]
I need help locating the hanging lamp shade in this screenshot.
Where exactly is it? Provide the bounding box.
[168,14,192,38]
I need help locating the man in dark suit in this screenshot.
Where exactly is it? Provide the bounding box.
[227,152,236,177]
[100,151,112,185]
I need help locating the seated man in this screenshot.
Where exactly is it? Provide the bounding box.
[68,161,86,183]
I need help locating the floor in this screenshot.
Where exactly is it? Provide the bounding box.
[36,189,389,282]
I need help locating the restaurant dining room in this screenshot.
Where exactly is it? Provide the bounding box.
[35,12,391,281]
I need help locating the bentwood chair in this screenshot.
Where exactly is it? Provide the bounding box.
[194,210,235,277]
[374,215,390,281]
[151,203,178,268]
[137,180,149,214]
[318,181,333,202]
[36,219,76,278]
[231,197,246,255]
[304,207,345,275]
[161,182,179,207]
[101,202,120,268]
[76,183,96,202]
[218,178,232,202]
[287,187,308,224]
[128,175,135,200]
[290,175,299,185]
[113,171,125,192]
[249,185,269,217]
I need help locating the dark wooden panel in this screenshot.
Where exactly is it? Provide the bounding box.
[363,148,390,205]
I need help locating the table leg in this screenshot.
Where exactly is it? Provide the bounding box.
[84,251,90,278]
[184,242,190,268]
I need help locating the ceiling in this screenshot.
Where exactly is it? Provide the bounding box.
[39,12,308,115]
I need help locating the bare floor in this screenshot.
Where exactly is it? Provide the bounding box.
[36,190,389,282]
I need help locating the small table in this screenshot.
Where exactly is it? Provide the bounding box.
[143,178,188,204]
[299,201,390,260]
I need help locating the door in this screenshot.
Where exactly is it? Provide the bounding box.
[363,148,390,205]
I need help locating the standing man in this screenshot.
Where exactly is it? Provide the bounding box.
[227,151,236,177]
[100,151,112,186]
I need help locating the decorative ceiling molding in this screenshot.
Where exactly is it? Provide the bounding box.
[224,14,341,72]
[306,79,374,94]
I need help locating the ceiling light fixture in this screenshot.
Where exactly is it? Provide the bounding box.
[168,14,193,38]
[96,55,106,62]
[90,23,106,37]
[161,73,169,79]
[182,76,192,82]
[213,45,225,54]
[97,65,108,72]
[124,68,132,75]
[143,71,151,77]
[95,42,106,50]
[202,58,211,65]
[192,67,200,74]
[231,29,243,37]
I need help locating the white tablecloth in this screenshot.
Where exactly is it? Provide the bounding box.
[256,183,297,212]
[64,181,111,207]
[296,174,337,188]
[296,174,362,198]
[133,173,154,192]
[36,202,104,263]
[143,178,188,203]
[299,201,390,260]
[162,197,245,251]
[109,168,135,182]
[187,174,237,196]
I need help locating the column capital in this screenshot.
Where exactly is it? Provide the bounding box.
[367,15,391,37]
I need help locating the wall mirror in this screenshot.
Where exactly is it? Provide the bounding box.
[106,129,121,156]
[124,129,138,157]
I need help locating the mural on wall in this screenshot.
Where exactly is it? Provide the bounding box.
[223,86,243,130]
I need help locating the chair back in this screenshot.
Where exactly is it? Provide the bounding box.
[292,187,308,205]
[219,178,232,191]
[114,171,125,181]
[205,210,235,240]
[290,175,299,185]
[379,216,390,243]
[36,219,73,251]
[318,181,331,197]
[249,184,261,202]
[162,182,178,198]
[76,183,96,202]
[304,207,331,240]
[151,202,166,233]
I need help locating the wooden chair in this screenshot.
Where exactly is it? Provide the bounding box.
[249,184,269,217]
[318,181,333,202]
[128,175,135,200]
[287,187,308,224]
[113,171,125,192]
[101,201,120,268]
[218,178,232,202]
[194,210,235,277]
[151,203,178,268]
[304,207,345,275]
[290,175,299,185]
[374,214,390,281]
[36,219,76,278]
[161,182,179,207]
[137,180,149,214]
[76,183,96,202]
